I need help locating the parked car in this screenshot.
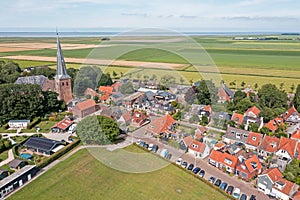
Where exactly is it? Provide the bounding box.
[181,161,188,168]
[139,141,145,147]
[214,179,222,187]
[176,158,182,165]
[208,176,216,184]
[151,145,158,153]
[249,195,256,200]
[160,149,168,158]
[143,143,149,149]
[166,153,172,160]
[220,182,228,190]
[240,194,247,200]
[232,188,241,199]
[135,139,141,145]
[192,167,201,174]
[226,186,234,195]
[187,163,194,171]
[148,143,154,151]
[198,170,205,178]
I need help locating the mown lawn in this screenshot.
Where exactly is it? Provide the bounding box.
[9,146,227,200]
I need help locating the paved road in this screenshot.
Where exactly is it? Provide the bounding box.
[129,128,268,200]
[1,132,72,142]
[178,121,226,133]
[0,149,14,167]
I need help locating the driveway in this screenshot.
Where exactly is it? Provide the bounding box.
[130,130,268,200]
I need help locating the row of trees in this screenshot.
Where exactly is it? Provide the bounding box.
[0,84,65,125]
[0,61,22,84]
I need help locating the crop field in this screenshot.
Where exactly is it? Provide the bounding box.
[1,35,300,89]
[9,146,227,200]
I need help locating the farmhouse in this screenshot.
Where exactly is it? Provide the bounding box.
[51,117,74,133]
[72,99,98,118]
[24,137,64,156]
[8,120,30,129]
[0,165,36,199]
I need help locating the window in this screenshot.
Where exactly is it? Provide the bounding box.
[252,136,256,141]
[224,158,232,165]
[62,82,64,86]
[66,82,69,86]
[192,144,198,149]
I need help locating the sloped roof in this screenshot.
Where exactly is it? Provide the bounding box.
[51,118,73,131]
[210,150,238,169]
[183,135,194,147]
[244,154,262,173]
[56,34,71,80]
[24,137,62,152]
[246,132,263,147]
[283,106,300,121]
[121,111,132,122]
[231,113,244,124]
[75,99,96,111]
[245,106,261,116]
[259,135,279,153]
[8,159,27,169]
[221,83,234,98]
[84,88,98,97]
[262,167,282,183]
[99,86,113,94]
[224,127,250,143]
[15,75,47,87]
[274,178,297,196]
[189,140,206,153]
[265,117,284,132]
[146,114,176,135]
[291,129,300,141]
[278,136,297,158]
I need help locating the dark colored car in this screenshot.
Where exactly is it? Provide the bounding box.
[187,163,194,171]
[151,145,158,153]
[214,179,222,187]
[166,153,172,160]
[208,176,216,184]
[220,182,228,190]
[249,195,256,200]
[240,194,247,200]
[226,186,234,195]
[139,141,145,147]
[199,170,205,178]
[181,161,188,168]
[143,143,149,149]
[192,167,201,174]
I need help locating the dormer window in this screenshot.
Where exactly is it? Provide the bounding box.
[224,158,232,165]
[275,181,286,190]
[270,143,276,148]
[244,134,248,138]
[252,136,256,141]
[192,144,198,149]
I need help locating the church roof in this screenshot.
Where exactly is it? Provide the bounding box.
[15,75,47,87]
[55,33,70,80]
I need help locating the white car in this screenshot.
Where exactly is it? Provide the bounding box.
[175,158,183,165]
[232,188,240,199]
[135,139,141,145]
[148,143,154,151]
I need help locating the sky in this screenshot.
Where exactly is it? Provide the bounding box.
[0,0,300,32]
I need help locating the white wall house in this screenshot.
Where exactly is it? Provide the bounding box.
[8,120,30,129]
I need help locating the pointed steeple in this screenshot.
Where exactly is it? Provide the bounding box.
[56,31,70,80]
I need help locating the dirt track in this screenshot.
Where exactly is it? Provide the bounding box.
[1,55,187,69]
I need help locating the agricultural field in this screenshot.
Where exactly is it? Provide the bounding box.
[1,35,300,89]
[9,146,227,200]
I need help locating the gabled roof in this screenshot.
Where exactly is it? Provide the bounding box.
[224,127,250,143]
[214,142,226,150]
[293,191,300,200]
[278,136,297,158]
[246,132,263,147]
[244,154,262,173]
[99,86,113,95]
[84,88,98,97]
[75,99,96,111]
[259,135,279,153]
[8,159,27,169]
[121,111,132,123]
[262,167,282,183]
[265,117,284,132]
[146,114,176,135]
[189,140,206,153]
[205,105,212,113]
[220,83,234,99]
[273,178,297,196]
[51,118,73,131]
[231,113,244,124]
[210,150,238,169]
[245,106,261,117]
[283,106,300,121]
[182,135,193,147]
[15,75,48,87]
[24,137,62,152]
[291,129,300,141]
[100,93,110,101]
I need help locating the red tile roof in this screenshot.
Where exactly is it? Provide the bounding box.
[146,114,176,135]
[183,135,193,147]
[205,105,212,113]
[51,118,73,131]
[210,150,238,169]
[259,135,279,153]
[293,191,300,200]
[245,106,261,117]
[265,117,284,132]
[263,168,282,183]
[274,178,297,196]
[246,132,263,147]
[99,86,113,94]
[214,142,226,149]
[291,129,300,141]
[278,136,297,158]
[121,111,132,123]
[84,88,98,97]
[100,93,110,101]
[244,154,262,173]
[189,140,206,153]
[231,113,244,124]
[283,106,300,121]
[75,99,96,111]
[131,111,148,126]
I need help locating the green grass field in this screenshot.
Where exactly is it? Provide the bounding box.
[9,146,227,200]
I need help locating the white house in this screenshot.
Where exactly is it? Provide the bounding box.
[8,120,30,129]
[187,139,210,159]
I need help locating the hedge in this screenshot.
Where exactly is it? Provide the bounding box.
[36,139,80,170]
[133,143,236,200]
[28,118,41,129]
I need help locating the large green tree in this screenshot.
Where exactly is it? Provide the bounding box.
[76,115,119,144]
[120,82,134,94]
[258,84,288,109]
[284,159,300,185]
[294,84,300,112]
[98,73,113,87]
[29,67,56,79]
[0,61,21,84]
[42,91,66,113]
[195,80,218,105]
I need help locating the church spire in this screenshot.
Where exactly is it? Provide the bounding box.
[56,31,70,80]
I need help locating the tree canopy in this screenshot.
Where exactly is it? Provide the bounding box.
[258,84,288,109]
[294,84,300,112]
[195,80,218,105]
[76,115,120,145]
[284,159,300,185]
[120,82,134,94]
[0,61,21,84]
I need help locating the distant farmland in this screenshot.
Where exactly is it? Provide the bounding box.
[1,35,300,89]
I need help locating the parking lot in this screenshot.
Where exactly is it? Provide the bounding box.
[130,128,269,200]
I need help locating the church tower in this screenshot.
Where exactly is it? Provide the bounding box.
[55,32,73,104]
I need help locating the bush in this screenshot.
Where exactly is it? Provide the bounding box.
[36,139,80,170]
[2,124,9,130]
[28,118,41,129]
